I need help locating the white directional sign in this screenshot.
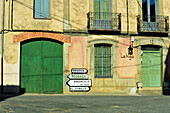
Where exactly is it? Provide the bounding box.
[70,87,90,92]
[67,80,92,87]
[68,74,88,79]
[71,68,88,74]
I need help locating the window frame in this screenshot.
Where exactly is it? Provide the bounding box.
[33,0,51,19]
[142,0,157,22]
[94,0,111,20]
[94,44,113,78]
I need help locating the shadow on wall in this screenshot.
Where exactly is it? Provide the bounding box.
[163,46,170,95]
[0,85,24,102]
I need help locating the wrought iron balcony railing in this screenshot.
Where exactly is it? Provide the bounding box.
[137,15,169,33]
[87,12,121,31]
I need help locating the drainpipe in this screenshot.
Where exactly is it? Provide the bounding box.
[1,0,5,94]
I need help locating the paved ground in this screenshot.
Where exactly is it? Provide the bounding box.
[0,94,170,113]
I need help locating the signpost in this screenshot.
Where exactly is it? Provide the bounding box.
[68,74,88,79]
[70,87,90,92]
[67,80,91,87]
[67,68,91,93]
[71,68,88,74]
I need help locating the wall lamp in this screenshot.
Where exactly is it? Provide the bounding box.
[128,37,134,55]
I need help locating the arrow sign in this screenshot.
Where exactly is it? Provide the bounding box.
[67,80,92,87]
[71,68,88,74]
[70,87,90,92]
[68,74,88,79]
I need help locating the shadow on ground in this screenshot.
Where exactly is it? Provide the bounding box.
[0,85,24,101]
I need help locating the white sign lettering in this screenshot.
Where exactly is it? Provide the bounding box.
[67,80,92,87]
[71,69,88,74]
[69,87,90,91]
[68,74,88,79]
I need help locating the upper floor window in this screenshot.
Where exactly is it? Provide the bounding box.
[94,0,110,20]
[142,0,157,22]
[34,0,50,18]
[93,0,112,29]
[94,44,112,78]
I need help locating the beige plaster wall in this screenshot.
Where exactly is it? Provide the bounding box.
[12,0,63,32]
[0,1,2,31]
[1,0,170,34]
[163,0,170,34]
[4,61,19,86]
[128,0,138,34]
[0,32,19,93]
[0,0,11,31]
[117,0,127,33]
[4,32,18,64]
[69,0,89,30]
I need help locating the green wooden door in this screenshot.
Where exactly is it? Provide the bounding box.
[141,50,161,87]
[21,40,63,93]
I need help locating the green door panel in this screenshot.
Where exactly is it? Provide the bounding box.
[21,40,63,94]
[21,41,42,93]
[142,51,161,87]
[42,58,63,93]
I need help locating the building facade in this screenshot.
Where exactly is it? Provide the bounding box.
[0,0,170,95]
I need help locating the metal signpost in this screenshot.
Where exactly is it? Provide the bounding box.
[71,68,88,74]
[70,87,90,92]
[67,80,92,87]
[67,68,91,94]
[67,74,88,79]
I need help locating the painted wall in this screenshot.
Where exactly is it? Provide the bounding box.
[117,38,137,79]
[69,0,89,31]
[11,0,63,32]
[0,0,170,95]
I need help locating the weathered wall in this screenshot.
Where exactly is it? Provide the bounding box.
[0,32,19,93]
[117,37,137,78]
[163,0,170,34]
[12,0,63,32]
[4,33,18,64]
[69,37,87,71]
[65,35,137,94]
[0,1,2,31]
[128,0,138,34]
[69,0,89,30]
[117,0,128,33]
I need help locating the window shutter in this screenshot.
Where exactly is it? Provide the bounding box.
[95,45,102,76]
[43,0,50,18]
[94,0,100,20]
[34,0,41,18]
[103,0,110,20]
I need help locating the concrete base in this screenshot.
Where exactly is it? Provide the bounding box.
[137,90,162,95]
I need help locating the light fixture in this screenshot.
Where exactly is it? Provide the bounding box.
[128,45,133,55]
[128,37,134,55]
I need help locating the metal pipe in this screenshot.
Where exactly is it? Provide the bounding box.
[1,0,5,94]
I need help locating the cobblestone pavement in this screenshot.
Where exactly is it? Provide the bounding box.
[0,94,170,113]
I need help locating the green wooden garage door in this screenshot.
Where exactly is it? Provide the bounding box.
[141,47,161,87]
[21,40,63,93]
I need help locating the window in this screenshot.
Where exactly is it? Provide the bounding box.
[94,44,112,78]
[93,0,111,29]
[142,0,157,22]
[34,0,50,18]
[94,0,110,20]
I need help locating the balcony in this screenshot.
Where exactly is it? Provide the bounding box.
[137,15,169,34]
[87,12,121,32]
